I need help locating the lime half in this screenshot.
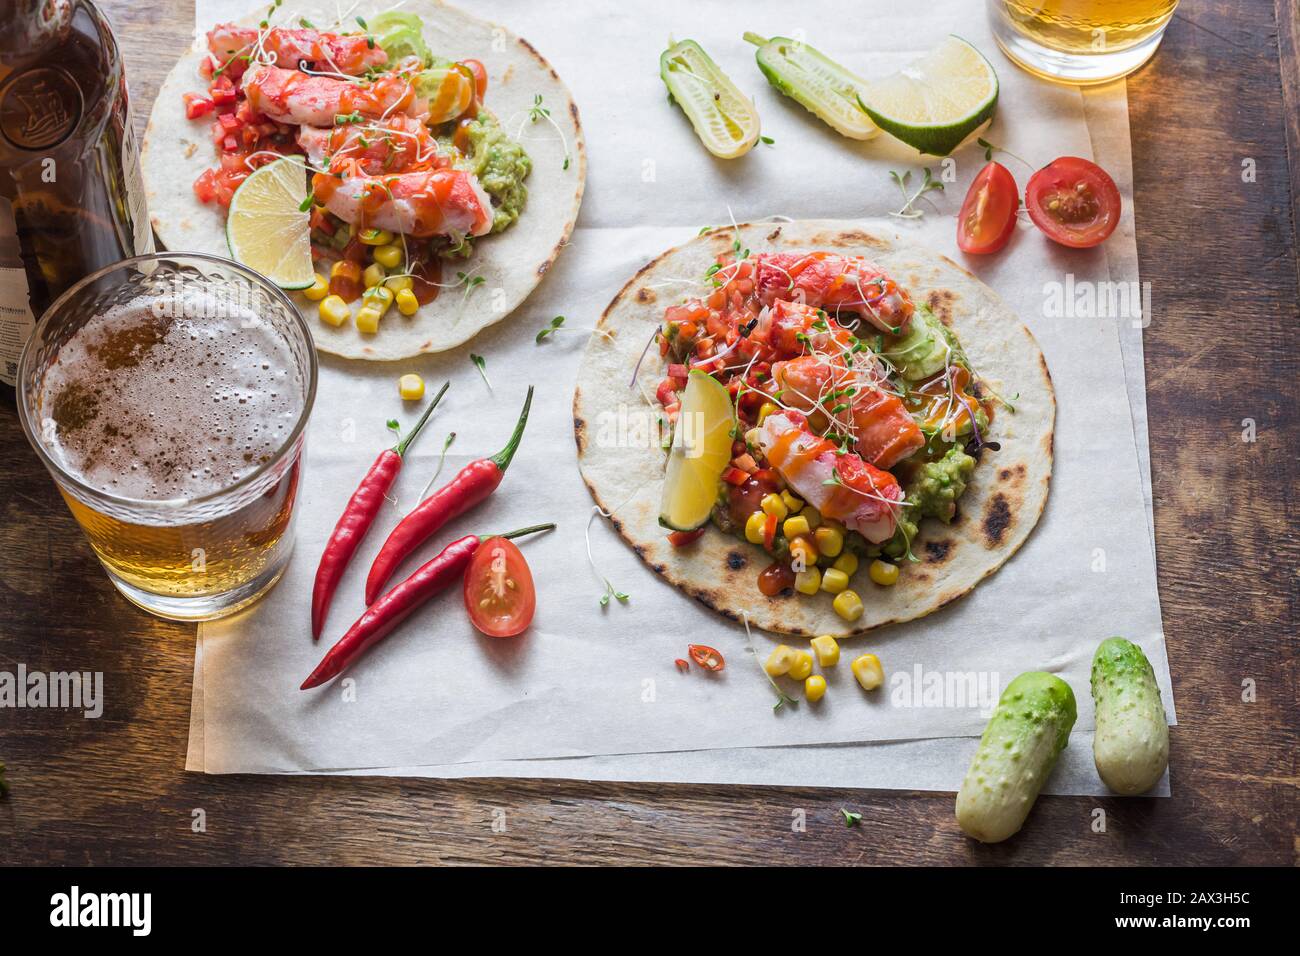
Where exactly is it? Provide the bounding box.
[226,157,315,290]
[857,36,998,156]
[659,369,736,532]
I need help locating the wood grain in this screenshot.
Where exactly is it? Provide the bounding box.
[0,0,1295,866]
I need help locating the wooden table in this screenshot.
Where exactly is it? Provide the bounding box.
[0,0,1294,866]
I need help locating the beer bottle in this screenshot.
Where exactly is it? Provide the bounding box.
[0,0,153,396]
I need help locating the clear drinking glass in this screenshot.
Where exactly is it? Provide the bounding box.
[987,0,1179,85]
[17,252,318,621]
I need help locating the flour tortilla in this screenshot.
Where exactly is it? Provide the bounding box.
[140,0,585,360]
[574,221,1055,636]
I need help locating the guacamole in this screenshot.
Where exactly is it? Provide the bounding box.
[452,113,531,233]
[880,446,975,560]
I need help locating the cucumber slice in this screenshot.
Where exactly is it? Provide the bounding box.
[744,33,879,141]
[661,39,761,159]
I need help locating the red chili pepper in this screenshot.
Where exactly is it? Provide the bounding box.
[364,386,534,605]
[674,658,690,673]
[667,528,706,547]
[301,523,554,689]
[688,644,725,672]
[311,382,450,640]
[763,512,778,550]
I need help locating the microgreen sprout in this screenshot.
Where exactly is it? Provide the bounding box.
[841,809,862,827]
[520,94,572,171]
[741,611,798,713]
[585,507,630,607]
[470,353,491,391]
[888,167,944,220]
[977,137,1033,172]
[418,432,457,501]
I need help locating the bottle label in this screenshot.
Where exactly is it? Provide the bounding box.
[121,121,153,256]
[0,264,36,387]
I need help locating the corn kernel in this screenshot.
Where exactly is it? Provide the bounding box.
[384,275,413,292]
[358,227,394,246]
[794,566,821,595]
[398,374,424,401]
[868,559,900,586]
[789,536,818,569]
[783,515,810,540]
[821,567,850,594]
[801,506,822,530]
[804,674,827,703]
[363,262,386,289]
[810,635,840,667]
[373,242,404,268]
[758,402,778,424]
[781,490,803,513]
[833,588,864,622]
[395,288,420,316]
[787,650,814,681]
[363,284,395,316]
[814,524,844,558]
[355,306,382,334]
[851,653,884,691]
[833,552,859,577]
[744,511,767,545]
[764,644,799,677]
[303,273,329,301]
[760,493,788,521]
[318,294,350,327]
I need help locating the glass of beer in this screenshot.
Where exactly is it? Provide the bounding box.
[987,0,1179,84]
[17,252,318,621]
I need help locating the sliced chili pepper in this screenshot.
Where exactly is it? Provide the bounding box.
[675,658,690,673]
[301,523,554,689]
[667,528,706,547]
[311,382,450,640]
[763,512,778,550]
[364,386,534,605]
[688,644,725,672]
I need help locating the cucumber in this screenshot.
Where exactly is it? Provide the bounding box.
[1091,637,1169,794]
[661,40,761,159]
[743,34,879,141]
[956,672,1077,843]
[885,304,949,381]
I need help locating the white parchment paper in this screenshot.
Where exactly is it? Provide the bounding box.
[187,0,1171,792]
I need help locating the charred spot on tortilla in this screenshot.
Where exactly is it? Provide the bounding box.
[999,468,1012,481]
[1016,463,1026,476]
[573,414,587,455]
[636,287,656,304]
[926,289,957,326]
[924,540,952,563]
[726,550,747,571]
[982,493,1012,546]
[766,227,783,242]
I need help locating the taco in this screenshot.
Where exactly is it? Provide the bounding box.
[574,221,1054,636]
[141,0,584,359]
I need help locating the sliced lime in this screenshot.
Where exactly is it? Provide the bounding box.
[856,35,998,156]
[745,33,879,141]
[659,369,736,532]
[661,39,761,159]
[226,156,315,290]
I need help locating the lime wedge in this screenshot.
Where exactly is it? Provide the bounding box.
[661,39,761,159]
[226,157,315,290]
[856,35,998,156]
[659,369,736,532]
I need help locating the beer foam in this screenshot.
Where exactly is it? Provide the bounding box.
[40,292,305,501]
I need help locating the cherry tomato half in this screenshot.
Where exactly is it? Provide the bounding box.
[688,644,725,672]
[1024,156,1121,249]
[463,536,537,637]
[957,161,1019,255]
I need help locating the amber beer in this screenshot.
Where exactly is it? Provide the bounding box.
[988,0,1179,84]
[19,254,317,621]
[0,0,152,394]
